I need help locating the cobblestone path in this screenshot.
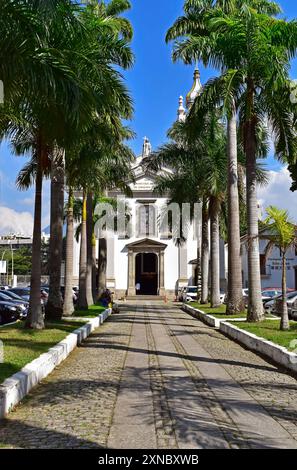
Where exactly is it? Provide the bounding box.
[0,303,297,449]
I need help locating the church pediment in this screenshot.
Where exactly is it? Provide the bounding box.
[126,238,167,250]
[130,173,156,192]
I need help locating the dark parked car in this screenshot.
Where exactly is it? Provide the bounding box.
[0,292,28,317]
[0,301,21,325]
[9,287,30,302]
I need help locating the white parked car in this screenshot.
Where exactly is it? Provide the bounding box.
[183,286,198,303]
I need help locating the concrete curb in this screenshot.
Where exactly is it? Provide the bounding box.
[0,308,112,418]
[182,303,246,328]
[220,321,297,374]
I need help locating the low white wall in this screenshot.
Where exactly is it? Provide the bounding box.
[220,321,297,374]
[0,309,112,418]
[183,304,220,328]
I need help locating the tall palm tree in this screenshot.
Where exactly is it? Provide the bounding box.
[13,123,51,328]
[63,186,75,316]
[73,139,134,310]
[45,0,134,319]
[147,113,228,308]
[78,191,88,309]
[166,0,297,321]
[45,148,65,320]
[0,1,88,328]
[264,206,297,331]
[201,197,210,304]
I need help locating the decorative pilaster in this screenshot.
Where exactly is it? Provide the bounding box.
[106,234,115,288]
[178,244,188,287]
[159,251,165,296]
[128,250,136,296]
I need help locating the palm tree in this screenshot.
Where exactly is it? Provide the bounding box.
[264,206,297,331]
[72,139,134,310]
[147,113,227,308]
[63,186,75,316]
[2,3,99,327]
[86,0,133,40]
[79,191,88,309]
[0,1,88,328]
[3,1,135,326]
[201,196,210,304]
[45,148,65,320]
[45,0,134,319]
[11,122,51,329]
[166,0,297,321]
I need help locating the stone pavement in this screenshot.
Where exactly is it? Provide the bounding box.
[0,303,297,449]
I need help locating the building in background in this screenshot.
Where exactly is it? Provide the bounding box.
[239,229,297,290]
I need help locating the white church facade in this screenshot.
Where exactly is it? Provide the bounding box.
[103,142,199,300]
[72,136,200,300]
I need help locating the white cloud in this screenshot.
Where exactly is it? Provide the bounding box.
[20,197,34,207]
[258,167,297,222]
[0,207,33,236]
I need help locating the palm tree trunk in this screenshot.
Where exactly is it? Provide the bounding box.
[78,191,88,309]
[201,197,209,304]
[226,105,244,314]
[25,153,44,329]
[45,148,64,320]
[98,236,107,297]
[196,242,201,297]
[281,252,290,331]
[63,187,74,317]
[245,108,264,322]
[92,233,97,301]
[86,192,94,306]
[209,196,221,308]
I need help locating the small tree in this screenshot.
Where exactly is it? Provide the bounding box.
[264,206,297,331]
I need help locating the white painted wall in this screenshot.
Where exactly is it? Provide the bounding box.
[240,236,297,290]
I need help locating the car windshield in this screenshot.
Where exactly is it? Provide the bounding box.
[287,291,297,300]
[263,291,277,298]
[6,291,23,301]
[12,289,29,296]
[187,288,197,293]
[0,292,12,301]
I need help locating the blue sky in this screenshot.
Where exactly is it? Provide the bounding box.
[0,0,297,234]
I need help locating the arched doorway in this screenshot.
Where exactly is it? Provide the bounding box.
[135,253,158,295]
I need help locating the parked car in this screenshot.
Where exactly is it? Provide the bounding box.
[261,289,282,304]
[6,290,28,304]
[220,291,226,304]
[265,291,297,317]
[0,301,21,325]
[9,287,31,302]
[0,285,10,291]
[0,292,28,318]
[183,286,198,303]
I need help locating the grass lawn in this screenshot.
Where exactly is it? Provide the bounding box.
[190,302,247,319]
[232,320,297,351]
[0,320,85,384]
[73,303,106,318]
